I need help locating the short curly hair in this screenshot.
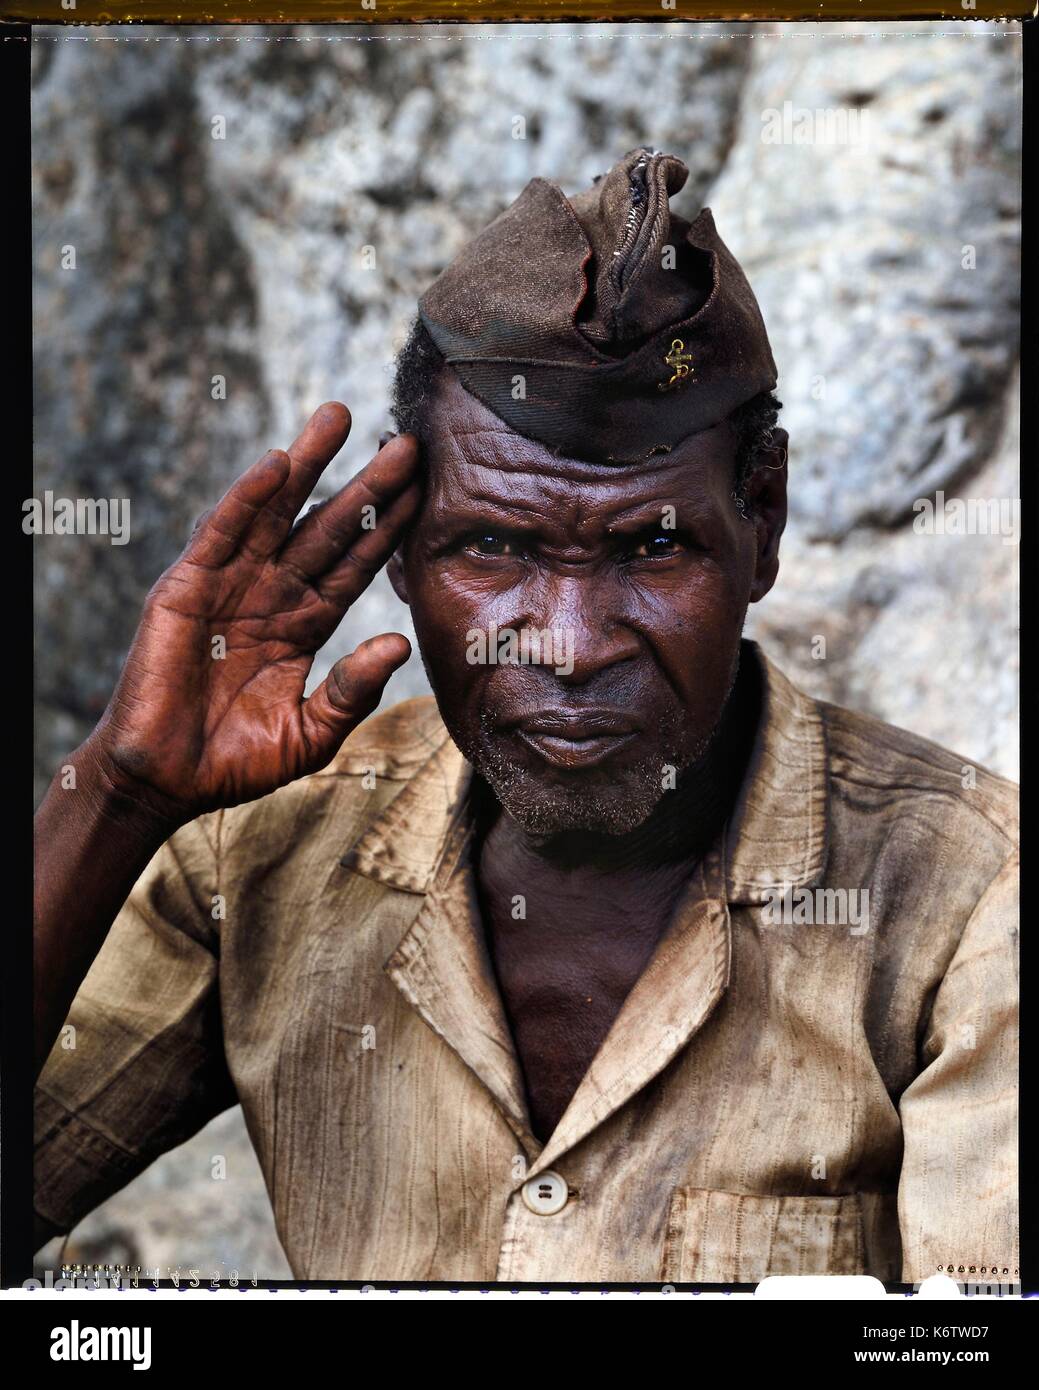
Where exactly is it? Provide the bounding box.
[390,316,782,499]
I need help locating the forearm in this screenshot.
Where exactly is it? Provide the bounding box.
[33,736,183,1075]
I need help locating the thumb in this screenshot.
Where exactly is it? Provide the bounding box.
[300,634,411,771]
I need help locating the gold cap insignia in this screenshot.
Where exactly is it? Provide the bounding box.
[658,338,696,393]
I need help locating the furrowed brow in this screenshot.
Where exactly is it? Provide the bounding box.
[432,494,555,530]
[602,492,718,529]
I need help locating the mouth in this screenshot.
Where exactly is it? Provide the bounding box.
[508,710,640,771]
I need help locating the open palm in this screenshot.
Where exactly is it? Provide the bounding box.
[93,403,421,822]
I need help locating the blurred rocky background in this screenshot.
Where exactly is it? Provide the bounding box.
[33,21,1020,1279]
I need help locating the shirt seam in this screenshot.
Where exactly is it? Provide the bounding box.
[828,770,1018,853]
[36,1086,143,1162]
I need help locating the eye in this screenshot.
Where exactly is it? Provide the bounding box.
[628,532,685,559]
[464,533,520,558]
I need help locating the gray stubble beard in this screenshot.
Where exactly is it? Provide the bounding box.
[465,703,708,836]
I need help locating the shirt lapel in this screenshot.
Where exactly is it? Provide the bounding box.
[341,731,538,1152]
[724,643,830,905]
[522,842,732,1181]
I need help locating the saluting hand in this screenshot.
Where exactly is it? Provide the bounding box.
[88,403,421,826]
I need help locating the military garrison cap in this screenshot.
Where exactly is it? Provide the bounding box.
[418,146,778,465]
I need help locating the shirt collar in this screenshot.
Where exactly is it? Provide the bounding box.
[724,641,829,903]
[341,639,828,903]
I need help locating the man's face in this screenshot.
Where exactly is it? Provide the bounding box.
[391,371,786,836]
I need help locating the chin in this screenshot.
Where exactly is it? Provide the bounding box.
[473,744,672,836]
[499,789,661,836]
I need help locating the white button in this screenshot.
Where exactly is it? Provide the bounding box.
[521,1170,569,1215]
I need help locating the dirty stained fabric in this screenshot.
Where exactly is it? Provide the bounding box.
[34,643,1018,1283]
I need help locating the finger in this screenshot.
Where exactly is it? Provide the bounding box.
[245,402,353,557]
[300,634,411,772]
[378,428,398,450]
[251,482,419,661]
[314,479,422,609]
[279,433,420,580]
[183,449,292,569]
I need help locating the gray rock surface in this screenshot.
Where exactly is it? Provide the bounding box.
[709,24,1021,541]
[32,21,1020,1278]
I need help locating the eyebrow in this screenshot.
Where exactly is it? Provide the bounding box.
[430,490,719,535]
[601,497,717,527]
[429,493,556,525]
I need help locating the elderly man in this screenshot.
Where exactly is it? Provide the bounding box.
[34,149,1017,1285]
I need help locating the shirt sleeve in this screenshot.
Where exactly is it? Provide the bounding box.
[34,810,238,1242]
[897,849,1019,1285]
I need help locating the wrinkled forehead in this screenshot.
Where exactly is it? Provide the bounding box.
[419,367,737,511]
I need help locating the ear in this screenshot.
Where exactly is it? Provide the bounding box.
[387,547,409,605]
[743,427,788,604]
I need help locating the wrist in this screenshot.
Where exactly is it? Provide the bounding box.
[71,735,191,845]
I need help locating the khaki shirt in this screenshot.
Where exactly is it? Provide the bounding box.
[35,643,1019,1284]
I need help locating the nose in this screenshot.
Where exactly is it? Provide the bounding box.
[529,573,641,686]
